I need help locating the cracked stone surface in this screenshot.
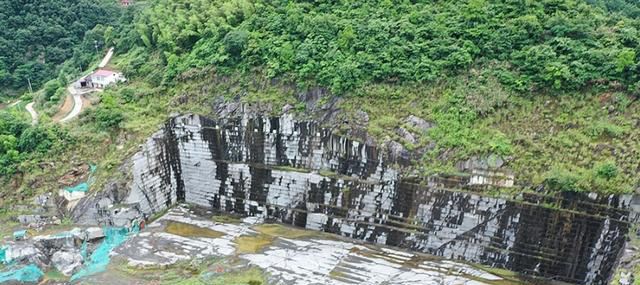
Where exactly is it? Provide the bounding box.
[109,207,509,285]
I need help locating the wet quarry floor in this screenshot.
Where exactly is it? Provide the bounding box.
[77,206,530,285]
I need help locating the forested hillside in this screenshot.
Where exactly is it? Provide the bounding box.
[124,0,640,193]
[0,0,122,93]
[0,0,639,198]
[134,0,640,95]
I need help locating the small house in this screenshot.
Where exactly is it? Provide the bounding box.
[76,69,126,89]
[91,69,125,88]
[120,0,132,6]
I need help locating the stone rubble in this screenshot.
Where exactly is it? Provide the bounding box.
[51,248,83,276]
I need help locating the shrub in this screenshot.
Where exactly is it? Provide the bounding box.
[543,166,585,192]
[595,161,619,180]
[586,120,627,138]
[43,80,61,101]
[89,94,125,130]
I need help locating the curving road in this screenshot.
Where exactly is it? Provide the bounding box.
[26,102,38,125]
[8,100,21,108]
[60,86,84,123]
[58,47,114,123]
[99,47,114,68]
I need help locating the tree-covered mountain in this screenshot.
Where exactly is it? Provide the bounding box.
[0,0,122,93]
[0,0,639,197]
[134,0,640,95]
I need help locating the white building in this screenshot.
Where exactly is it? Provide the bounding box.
[76,69,126,89]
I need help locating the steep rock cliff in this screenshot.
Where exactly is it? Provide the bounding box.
[121,114,632,284]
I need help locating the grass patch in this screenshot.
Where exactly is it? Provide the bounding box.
[109,257,266,285]
[205,267,265,285]
[43,269,68,282]
[165,221,225,239]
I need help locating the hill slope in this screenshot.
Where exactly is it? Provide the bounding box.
[0,0,639,201]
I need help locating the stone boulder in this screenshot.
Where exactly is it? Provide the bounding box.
[51,249,83,276]
[385,140,410,164]
[17,215,42,225]
[405,115,433,133]
[354,110,369,125]
[4,244,47,267]
[33,192,55,210]
[457,154,509,171]
[85,227,105,241]
[282,104,294,114]
[620,271,633,285]
[34,230,79,256]
[396,127,417,144]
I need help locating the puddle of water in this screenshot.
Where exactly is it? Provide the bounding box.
[165,221,225,239]
[43,269,67,283]
[255,224,316,239]
[236,234,274,254]
[211,215,242,224]
[235,224,317,254]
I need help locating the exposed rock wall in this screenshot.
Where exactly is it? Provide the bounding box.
[126,123,182,214]
[126,114,631,284]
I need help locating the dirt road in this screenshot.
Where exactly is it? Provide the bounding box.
[26,102,38,125]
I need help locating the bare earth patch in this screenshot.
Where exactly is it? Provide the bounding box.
[52,94,74,122]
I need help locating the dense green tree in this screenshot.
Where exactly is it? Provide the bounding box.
[128,0,640,95]
[0,111,69,176]
[0,0,122,92]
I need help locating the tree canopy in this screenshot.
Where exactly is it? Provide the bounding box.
[132,0,640,95]
[0,0,121,92]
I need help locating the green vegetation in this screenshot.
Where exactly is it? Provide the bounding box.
[1,0,639,201]
[111,258,266,285]
[125,0,639,193]
[0,111,70,176]
[0,0,130,92]
[137,0,640,95]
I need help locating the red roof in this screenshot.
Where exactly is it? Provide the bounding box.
[93,69,117,77]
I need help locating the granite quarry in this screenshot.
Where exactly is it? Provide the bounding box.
[0,113,637,284]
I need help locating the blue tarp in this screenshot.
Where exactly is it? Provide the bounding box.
[0,246,6,264]
[64,164,97,193]
[0,264,43,283]
[65,182,89,193]
[13,230,26,240]
[71,227,131,281]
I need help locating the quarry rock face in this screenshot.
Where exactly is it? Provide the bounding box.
[123,113,632,284]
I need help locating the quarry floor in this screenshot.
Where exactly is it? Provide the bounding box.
[76,206,528,285]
